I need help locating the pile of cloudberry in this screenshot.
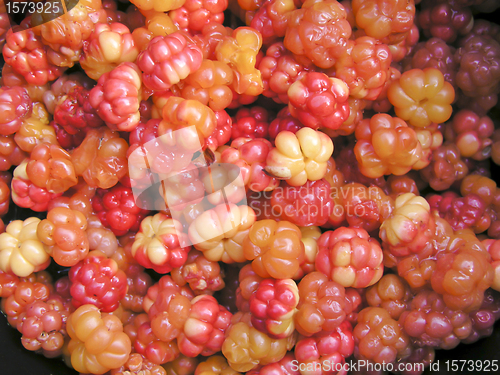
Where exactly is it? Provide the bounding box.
[0,0,500,374]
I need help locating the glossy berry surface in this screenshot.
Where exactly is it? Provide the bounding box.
[249,278,299,339]
[265,127,334,186]
[69,251,128,312]
[132,213,190,274]
[294,271,350,336]
[137,32,203,92]
[231,106,269,140]
[1,0,500,373]
[271,180,334,227]
[177,294,232,357]
[316,227,384,289]
[284,0,352,69]
[0,86,32,136]
[354,114,423,178]
[399,288,472,349]
[89,62,143,132]
[66,304,131,373]
[388,68,455,128]
[294,321,354,374]
[353,307,411,364]
[3,28,65,86]
[80,22,139,80]
[93,184,149,236]
[288,72,350,131]
[0,218,50,277]
[37,207,89,267]
[352,0,416,45]
[242,220,305,279]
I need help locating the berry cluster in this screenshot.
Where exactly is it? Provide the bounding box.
[1,0,500,374]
